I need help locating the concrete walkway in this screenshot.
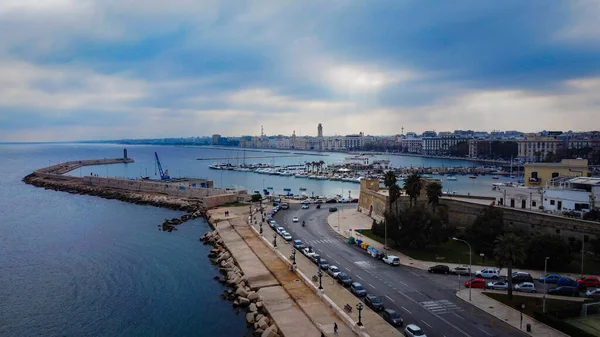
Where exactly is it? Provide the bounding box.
[328,207,591,280]
[456,289,568,337]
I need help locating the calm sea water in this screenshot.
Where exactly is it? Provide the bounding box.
[0,143,509,336]
[0,144,250,337]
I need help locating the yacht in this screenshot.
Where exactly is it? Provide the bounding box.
[446,176,457,181]
[299,187,307,191]
[491,175,500,180]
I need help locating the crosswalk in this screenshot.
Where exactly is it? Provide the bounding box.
[420,300,463,315]
[306,239,337,244]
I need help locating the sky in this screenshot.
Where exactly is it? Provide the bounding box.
[1,0,600,142]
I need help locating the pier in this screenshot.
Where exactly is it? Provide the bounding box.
[197,155,302,160]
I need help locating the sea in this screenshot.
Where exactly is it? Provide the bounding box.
[0,143,515,336]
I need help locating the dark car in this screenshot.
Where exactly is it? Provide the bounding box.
[548,286,580,297]
[329,207,338,212]
[511,273,534,284]
[326,199,338,204]
[337,272,353,287]
[382,309,403,327]
[557,277,579,287]
[350,282,367,297]
[428,265,450,275]
[365,295,384,312]
[311,254,321,265]
[319,259,330,270]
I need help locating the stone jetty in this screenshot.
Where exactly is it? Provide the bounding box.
[201,230,281,337]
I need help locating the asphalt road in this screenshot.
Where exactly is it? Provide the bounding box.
[272,203,529,337]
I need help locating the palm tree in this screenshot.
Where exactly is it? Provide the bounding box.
[383,171,400,210]
[404,173,422,207]
[304,161,310,173]
[319,160,325,174]
[493,233,525,301]
[426,181,443,212]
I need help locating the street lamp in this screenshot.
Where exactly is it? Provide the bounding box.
[453,237,472,301]
[543,257,549,313]
[520,303,525,329]
[259,221,263,235]
[318,269,323,290]
[273,233,277,247]
[356,302,364,326]
[291,248,296,266]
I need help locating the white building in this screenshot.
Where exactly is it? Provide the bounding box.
[517,135,562,162]
[401,138,423,154]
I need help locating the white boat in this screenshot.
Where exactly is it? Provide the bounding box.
[446,176,457,181]
[492,176,500,180]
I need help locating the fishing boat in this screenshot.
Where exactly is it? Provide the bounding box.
[469,175,477,179]
[299,187,307,191]
[491,175,500,180]
[446,176,457,181]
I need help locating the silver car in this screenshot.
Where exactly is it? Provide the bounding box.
[486,281,509,290]
[282,232,292,241]
[586,288,600,299]
[327,265,341,278]
[514,282,537,293]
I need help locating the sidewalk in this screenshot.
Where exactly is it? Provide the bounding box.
[456,289,568,337]
[328,207,590,280]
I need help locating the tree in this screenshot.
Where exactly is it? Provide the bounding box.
[383,171,401,212]
[467,206,505,254]
[319,160,325,173]
[493,233,525,300]
[523,234,571,270]
[426,181,443,211]
[583,208,600,222]
[544,151,556,163]
[404,173,422,207]
[392,204,454,248]
[251,193,262,202]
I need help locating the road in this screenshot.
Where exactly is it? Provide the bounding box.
[272,203,529,337]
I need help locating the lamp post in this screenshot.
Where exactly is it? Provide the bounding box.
[273,233,277,247]
[581,234,585,279]
[259,221,263,235]
[520,303,525,329]
[291,248,296,266]
[318,269,323,290]
[543,256,549,313]
[453,237,472,301]
[356,303,364,326]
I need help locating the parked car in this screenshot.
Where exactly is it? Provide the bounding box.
[280,202,289,209]
[451,266,471,276]
[276,227,286,234]
[577,276,600,289]
[585,288,600,299]
[293,240,305,250]
[269,220,278,228]
[337,272,353,287]
[514,282,536,293]
[315,199,324,204]
[365,295,384,312]
[539,273,561,284]
[428,265,450,275]
[318,259,330,270]
[282,232,292,241]
[292,216,299,223]
[266,216,273,223]
[301,199,311,204]
[475,268,500,279]
[486,281,509,290]
[310,254,321,264]
[383,255,400,266]
[465,278,486,289]
[383,309,404,327]
[326,199,337,204]
[557,277,579,287]
[549,286,580,297]
[302,247,316,258]
[327,265,341,278]
[301,204,309,209]
[350,282,367,297]
[404,324,426,337]
[329,207,338,212]
[273,198,281,205]
[511,272,534,284]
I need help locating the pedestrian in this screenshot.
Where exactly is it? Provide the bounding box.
[334,322,338,335]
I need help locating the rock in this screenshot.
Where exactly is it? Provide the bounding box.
[223,261,234,269]
[257,317,269,330]
[255,314,264,322]
[246,312,256,324]
[253,329,264,336]
[235,286,248,298]
[269,325,278,334]
[233,300,239,307]
[213,276,220,281]
[238,297,250,307]
[261,326,278,337]
[249,303,257,312]
[248,292,259,301]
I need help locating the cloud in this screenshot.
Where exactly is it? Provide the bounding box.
[0,0,599,142]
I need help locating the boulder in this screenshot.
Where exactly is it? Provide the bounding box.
[223,261,234,269]
[255,314,264,322]
[238,297,250,307]
[256,301,263,308]
[257,317,269,330]
[261,326,278,337]
[269,325,278,334]
[248,292,259,301]
[246,312,256,324]
[253,329,264,336]
[249,303,257,312]
[235,286,248,298]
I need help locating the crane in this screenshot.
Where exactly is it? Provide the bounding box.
[154,152,170,180]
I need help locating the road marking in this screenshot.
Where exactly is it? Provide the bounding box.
[477,328,493,336]
[452,312,465,320]
[421,320,433,329]
[345,268,351,272]
[335,260,340,265]
[399,281,408,287]
[356,275,363,280]
[385,295,395,302]
[402,306,412,314]
[416,291,426,297]
[369,284,376,289]
[409,271,420,276]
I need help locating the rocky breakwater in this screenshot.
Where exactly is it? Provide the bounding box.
[23,174,204,213]
[201,231,281,337]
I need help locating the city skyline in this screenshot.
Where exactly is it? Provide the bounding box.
[1,1,600,142]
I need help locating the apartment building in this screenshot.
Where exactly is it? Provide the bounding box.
[517,135,562,162]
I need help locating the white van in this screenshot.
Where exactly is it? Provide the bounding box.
[383,256,400,266]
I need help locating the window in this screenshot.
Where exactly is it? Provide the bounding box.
[550,200,555,206]
[551,172,559,178]
[532,201,537,207]
[531,171,539,179]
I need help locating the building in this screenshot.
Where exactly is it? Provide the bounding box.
[401,138,423,154]
[468,139,491,159]
[317,123,324,151]
[422,136,465,156]
[495,185,543,210]
[422,131,437,138]
[345,133,363,150]
[523,159,589,187]
[211,134,221,145]
[517,135,562,162]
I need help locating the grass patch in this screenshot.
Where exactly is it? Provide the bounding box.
[567,317,600,335]
[397,240,497,266]
[358,229,386,244]
[484,292,585,317]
